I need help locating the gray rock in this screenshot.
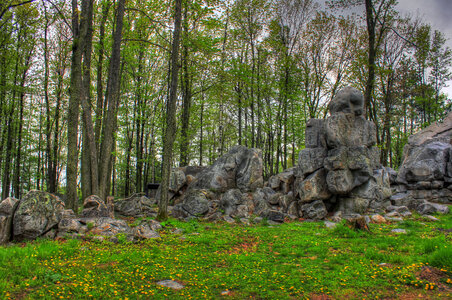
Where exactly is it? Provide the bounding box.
[252,188,271,216]
[219,189,243,215]
[298,148,327,176]
[156,280,184,290]
[351,168,392,201]
[265,210,286,223]
[0,197,20,244]
[181,189,210,217]
[386,217,403,222]
[223,215,235,224]
[337,197,370,215]
[416,201,450,215]
[268,168,295,193]
[324,221,338,229]
[326,169,354,194]
[82,217,132,237]
[81,195,110,218]
[297,168,332,202]
[424,215,439,222]
[286,201,299,216]
[328,86,364,116]
[299,200,327,220]
[305,119,326,148]
[386,167,398,185]
[401,111,452,161]
[397,141,451,183]
[191,146,263,193]
[114,194,156,218]
[132,223,160,239]
[325,113,377,148]
[13,191,65,241]
[58,218,82,235]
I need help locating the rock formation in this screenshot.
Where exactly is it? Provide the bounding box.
[294,87,391,218]
[391,111,452,215]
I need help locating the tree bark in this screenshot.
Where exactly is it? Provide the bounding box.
[157,0,183,221]
[98,0,126,200]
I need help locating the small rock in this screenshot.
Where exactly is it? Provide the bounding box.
[223,216,235,224]
[240,218,250,225]
[172,228,183,234]
[371,214,386,224]
[252,217,263,224]
[391,229,407,234]
[385,211,400,218]
[156,280,184,290]
[424,215,439,222]
[324,221,338,229]
[386,217,403,222]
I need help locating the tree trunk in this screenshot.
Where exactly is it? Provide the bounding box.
[98,0,126,200]
[157,0,183,221]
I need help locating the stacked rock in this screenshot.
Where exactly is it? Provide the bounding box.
[295,87,391,218]
[391,112,452,215]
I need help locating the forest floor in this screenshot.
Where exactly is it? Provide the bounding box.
[1,213,451,299]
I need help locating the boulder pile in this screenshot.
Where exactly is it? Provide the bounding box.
[0,191,161,245]
[390,112,452,215]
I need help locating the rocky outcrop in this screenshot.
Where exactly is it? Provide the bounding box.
[293,87,390,218]
[114,194,156,218]
[13,191,65,241]
[190,145,263,193]
[389,113,452,215]
[0,197,20,244]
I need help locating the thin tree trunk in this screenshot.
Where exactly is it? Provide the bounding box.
[66,0,83,211]
[157,0,183,221]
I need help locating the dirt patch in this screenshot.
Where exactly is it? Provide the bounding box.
[309,293,331,300]
[95,261,118,269]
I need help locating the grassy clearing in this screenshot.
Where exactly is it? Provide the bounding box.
[1,213,451,299]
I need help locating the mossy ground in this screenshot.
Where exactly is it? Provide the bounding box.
[1,213,451,299]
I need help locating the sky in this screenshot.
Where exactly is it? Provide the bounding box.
[396,0,452,99]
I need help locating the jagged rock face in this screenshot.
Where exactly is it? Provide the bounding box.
[191,145,263,193]
[0,197,20,244]
[13,191,65,241]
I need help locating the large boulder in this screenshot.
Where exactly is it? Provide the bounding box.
[114,194,156,217]
[326,169,354,194]
[299,200,327,220]
[81,195,110,218]
[155,168,187,202]
[305,119,327,148]
[0,197,20,244]
[268,167,295,193]
[13,191,65,241]
[191,146,263,193]
[219,189,245,216]
[325,113,377,148]
[297,148,327,176]
[397,141,451,183]
[172,189,210,219]
[296,168,332,202]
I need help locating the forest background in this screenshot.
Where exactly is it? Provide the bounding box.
[0,0,451,214]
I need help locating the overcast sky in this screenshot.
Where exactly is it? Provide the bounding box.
[395,0,452,98]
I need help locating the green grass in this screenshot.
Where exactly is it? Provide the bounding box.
[1,213,451,299]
